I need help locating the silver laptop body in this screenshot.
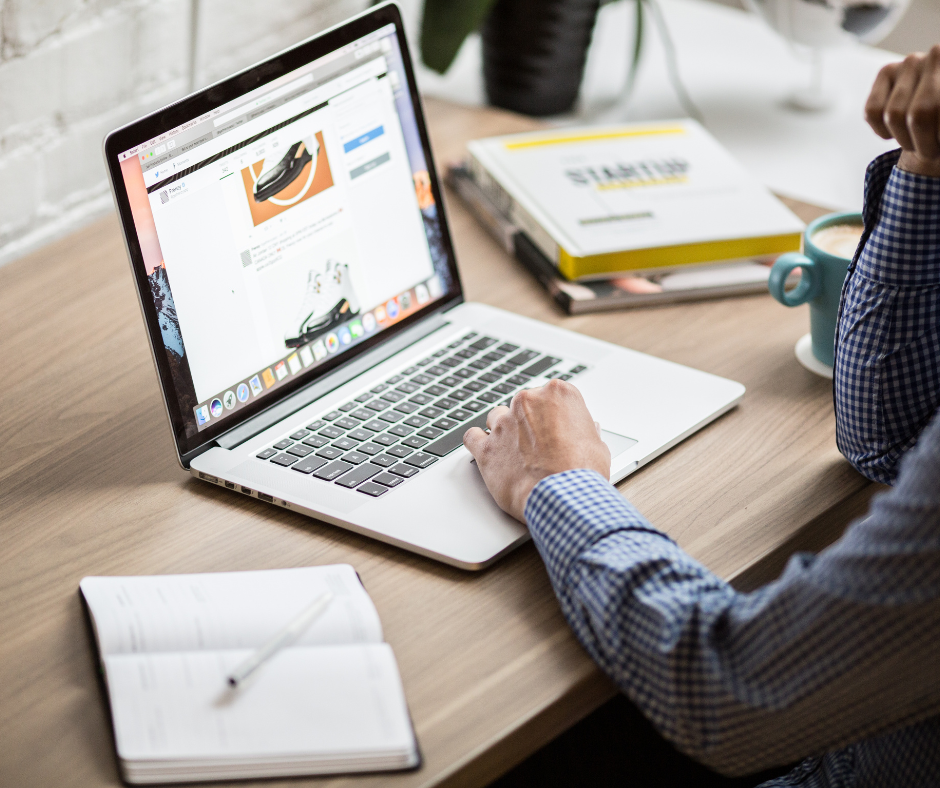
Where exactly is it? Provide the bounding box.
[104,3,744,570]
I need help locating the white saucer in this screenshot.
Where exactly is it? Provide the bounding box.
[795,333,833,379]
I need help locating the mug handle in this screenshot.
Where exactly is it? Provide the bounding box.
[768,252,821,307]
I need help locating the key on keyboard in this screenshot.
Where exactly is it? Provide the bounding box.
[335,464,381,488]
[424,412,490,457]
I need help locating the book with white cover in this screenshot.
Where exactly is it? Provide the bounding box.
[467,121,804,281]
[445,163,798,315]
[80,565,419,784]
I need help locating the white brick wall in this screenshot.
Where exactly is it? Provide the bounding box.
[0,0,368,266]
[195,0,367,87]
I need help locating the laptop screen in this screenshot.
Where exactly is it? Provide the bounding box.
[109,12,458,455]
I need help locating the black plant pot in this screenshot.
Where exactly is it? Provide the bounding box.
[482,0,601,117]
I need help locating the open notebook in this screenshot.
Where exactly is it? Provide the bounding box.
[80,565,419,784]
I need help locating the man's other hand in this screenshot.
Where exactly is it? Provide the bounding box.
[866,45,940,177]
[462,379,611,522]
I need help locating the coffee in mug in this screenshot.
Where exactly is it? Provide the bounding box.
[768,211,865,373]
[810,223,864,260]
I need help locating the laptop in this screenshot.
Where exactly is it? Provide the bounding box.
[104,2,744,570]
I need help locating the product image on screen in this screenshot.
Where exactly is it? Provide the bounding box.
[116,24,455,440]
[285,259,360,349]
[242,133,334,224]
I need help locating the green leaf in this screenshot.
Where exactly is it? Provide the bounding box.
[623,0,644,103]
[420,0,499,74]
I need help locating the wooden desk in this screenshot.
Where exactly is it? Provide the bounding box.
[0,99,878,788]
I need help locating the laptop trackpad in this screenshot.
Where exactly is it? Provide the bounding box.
[467,429,637,461]
[601,429,638,459]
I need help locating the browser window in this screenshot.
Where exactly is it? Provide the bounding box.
[116,26,453,435]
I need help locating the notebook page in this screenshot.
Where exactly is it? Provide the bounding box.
[80,565,382,657]
[105,644,416,763]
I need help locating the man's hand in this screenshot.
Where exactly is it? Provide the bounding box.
[865,45,940,178]
[462,379,611,522]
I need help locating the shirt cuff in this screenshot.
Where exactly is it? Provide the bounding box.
[524,468,669,582]
[856,161,940,288]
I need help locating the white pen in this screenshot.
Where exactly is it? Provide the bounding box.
[227,591,333,688]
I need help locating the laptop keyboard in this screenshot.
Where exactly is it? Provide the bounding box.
[253,332,588,498]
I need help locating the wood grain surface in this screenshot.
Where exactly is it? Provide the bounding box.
[0,98,876,788]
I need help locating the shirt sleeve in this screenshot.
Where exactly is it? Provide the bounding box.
[834,150,940,485]
[524,410,940,776]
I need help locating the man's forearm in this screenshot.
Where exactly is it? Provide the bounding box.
[833,151,940,484]
[525,449,940,775]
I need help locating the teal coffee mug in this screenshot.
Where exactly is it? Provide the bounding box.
[768,212,864,372]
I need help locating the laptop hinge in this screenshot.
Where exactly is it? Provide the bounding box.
[214,313,452,451]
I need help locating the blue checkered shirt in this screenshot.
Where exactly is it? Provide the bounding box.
[835,150,940,484]
[525,151,940,787]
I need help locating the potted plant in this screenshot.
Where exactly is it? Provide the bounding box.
[421,0,640,117]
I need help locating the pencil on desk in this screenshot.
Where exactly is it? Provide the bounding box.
[227,591,333,687]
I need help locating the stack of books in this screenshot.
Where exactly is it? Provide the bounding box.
[448,121,804,314]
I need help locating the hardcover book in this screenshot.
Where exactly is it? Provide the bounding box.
[466,121,804,281]
[446,164,794,315]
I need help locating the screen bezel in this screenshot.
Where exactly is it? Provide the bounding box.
[104,3,463,464]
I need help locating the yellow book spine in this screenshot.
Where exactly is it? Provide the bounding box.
[557,233,802,281]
